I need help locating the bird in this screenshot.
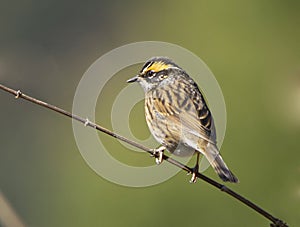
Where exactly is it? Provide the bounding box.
[127,57,238,183]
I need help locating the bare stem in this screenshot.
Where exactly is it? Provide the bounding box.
[0,83,288,227]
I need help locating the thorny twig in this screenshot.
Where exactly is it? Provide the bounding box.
[0,83,288,227]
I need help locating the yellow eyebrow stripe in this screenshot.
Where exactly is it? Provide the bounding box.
[143,62,171,73]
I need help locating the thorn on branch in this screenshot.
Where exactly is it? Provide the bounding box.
[84,118,90,126]
[15,90,22,99]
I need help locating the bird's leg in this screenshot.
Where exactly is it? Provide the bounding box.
[151,146,166,165]
[190,152,200,183]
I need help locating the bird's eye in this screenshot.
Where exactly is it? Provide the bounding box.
[146,70,155,78]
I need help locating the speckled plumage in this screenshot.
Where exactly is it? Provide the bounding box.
[127,57,238,183]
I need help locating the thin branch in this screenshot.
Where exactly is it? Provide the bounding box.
[0,83,288,227]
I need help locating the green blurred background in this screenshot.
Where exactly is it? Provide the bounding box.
[0,0,299,226]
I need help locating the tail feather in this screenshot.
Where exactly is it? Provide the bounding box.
[205,144,239,183]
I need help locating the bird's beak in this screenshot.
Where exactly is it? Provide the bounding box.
[127,75,139,83]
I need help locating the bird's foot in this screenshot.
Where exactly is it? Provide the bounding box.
[151,146,165,165]
[189,164,199,183]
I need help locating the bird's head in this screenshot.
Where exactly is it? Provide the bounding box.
[127,57,181,92]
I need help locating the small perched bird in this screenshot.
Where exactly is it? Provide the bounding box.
[127,57,238,183]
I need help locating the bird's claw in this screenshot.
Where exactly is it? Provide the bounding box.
[189,172,197,183]
[189,165,199,183]
[151,146,165,165]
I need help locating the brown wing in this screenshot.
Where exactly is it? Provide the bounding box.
[150,76,216,147]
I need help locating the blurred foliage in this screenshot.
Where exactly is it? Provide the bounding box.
[0,0,299,226]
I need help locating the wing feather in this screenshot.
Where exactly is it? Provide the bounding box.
[151,77,217,146]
